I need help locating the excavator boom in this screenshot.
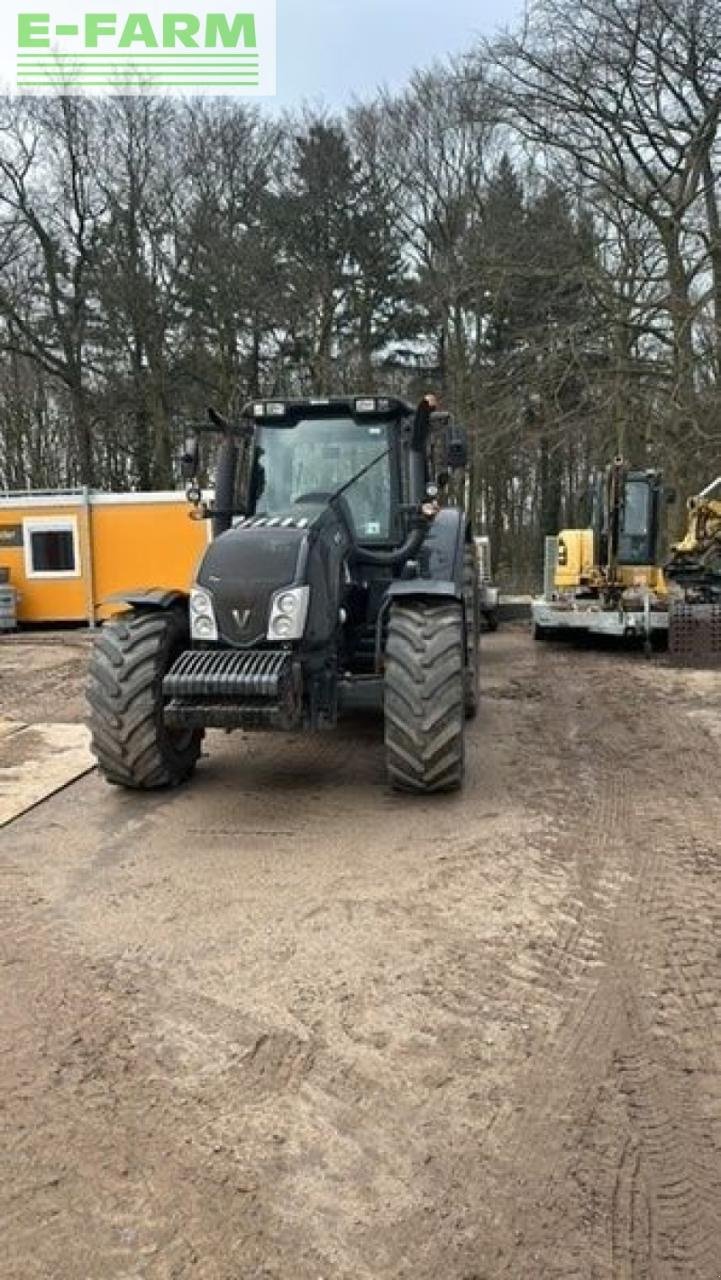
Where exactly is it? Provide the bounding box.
[665,476,721,664]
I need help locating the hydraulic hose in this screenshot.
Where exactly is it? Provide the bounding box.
[350,517,429,567]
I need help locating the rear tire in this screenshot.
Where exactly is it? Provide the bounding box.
[463,544,480,719]
[384,599,465,794]
[87,608,202,790]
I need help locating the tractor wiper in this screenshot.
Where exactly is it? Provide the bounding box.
[292,445,436,568]
[321,446,435,569]
[293,447,391,514]
[292,449,390,512]
[327,447,392,504]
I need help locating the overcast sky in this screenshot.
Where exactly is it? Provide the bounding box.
[268,0,523,109]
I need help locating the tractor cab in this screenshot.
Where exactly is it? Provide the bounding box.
[247,403,398,543]
[184,397,430,534]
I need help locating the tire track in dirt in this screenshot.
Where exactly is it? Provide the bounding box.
[485,644,721,1278]
[609,685,721,1280]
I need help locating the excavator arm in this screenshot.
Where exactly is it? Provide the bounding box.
[666,477,721,599]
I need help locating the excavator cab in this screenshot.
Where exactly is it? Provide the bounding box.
[534,458,671,648]
[556,463,665,593]
[594,463,665,578]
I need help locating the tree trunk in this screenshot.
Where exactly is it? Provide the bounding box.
[703,157,721,382]
[359,299,374,390]
[151,377,172,489]
[247,325,262,398]
[131,337,152,489]
[71,381,93,487]
[538,432,562,539]
[661,221,696,408]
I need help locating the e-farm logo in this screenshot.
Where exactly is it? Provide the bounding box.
[2,1,276,96]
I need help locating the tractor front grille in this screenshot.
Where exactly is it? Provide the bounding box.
[668,602,721,667]
[163,648,291,699]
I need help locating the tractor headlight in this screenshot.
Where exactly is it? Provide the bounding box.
[276,592,300,615]
[267,585,309,641]
[190,586,218,642]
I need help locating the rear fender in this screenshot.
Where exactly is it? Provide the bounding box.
[415,507,467,590]
[384,509,472,655]
[385,507,468,604]
[383,580,467,675]
[385,579,460,603]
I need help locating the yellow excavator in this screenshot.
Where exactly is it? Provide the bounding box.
[531,458,672,651]
[532,460,721,661]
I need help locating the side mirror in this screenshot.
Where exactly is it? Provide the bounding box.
[179,433,200,480]
[430,409,451,430]
[444,424,468,470]
[665,488,677,505]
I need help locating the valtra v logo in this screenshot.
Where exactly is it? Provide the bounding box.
[1,1,276,96]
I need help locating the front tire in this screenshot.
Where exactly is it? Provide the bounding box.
[87,608,202,790]
[384,599,465,794]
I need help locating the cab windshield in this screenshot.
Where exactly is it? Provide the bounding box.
[251,417,393,539]
[619,480,652,564]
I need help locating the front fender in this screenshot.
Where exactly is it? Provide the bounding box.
[102,588,188,612]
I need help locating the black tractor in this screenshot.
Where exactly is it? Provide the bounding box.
[86,395,480,794]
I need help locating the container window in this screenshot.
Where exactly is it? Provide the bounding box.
[23,519,80,578]
[30,529,75,572]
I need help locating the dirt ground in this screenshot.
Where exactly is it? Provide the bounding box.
[2,626,721,1279]
[0,632,91,724]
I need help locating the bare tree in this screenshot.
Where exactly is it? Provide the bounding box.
[179,99,284,408]
[487,0,721,462]
[94,95,182,487]
[0,96,105,484]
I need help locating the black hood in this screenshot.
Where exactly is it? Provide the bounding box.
[197,522,308,646]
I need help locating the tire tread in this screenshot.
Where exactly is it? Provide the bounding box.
[86,610,201,790]
[384,599,465,793]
